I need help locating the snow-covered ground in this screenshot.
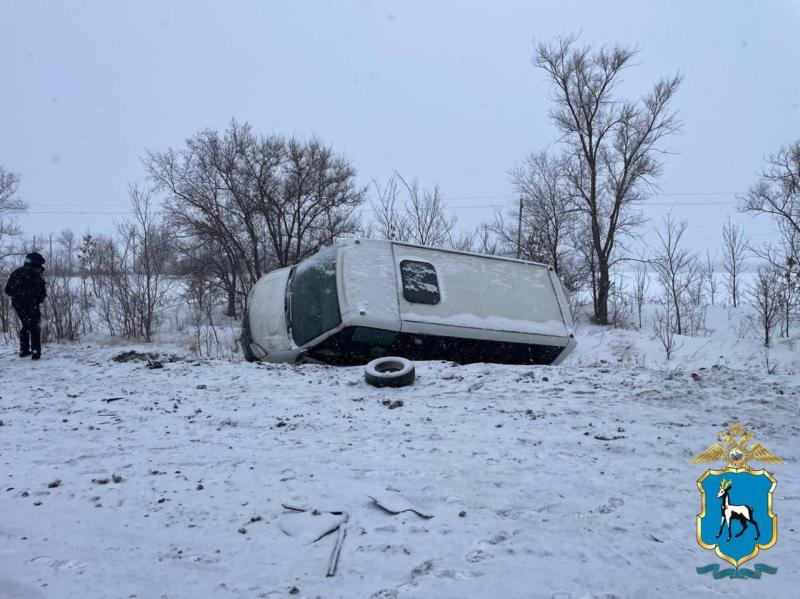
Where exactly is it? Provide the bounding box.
[1,306,799,598]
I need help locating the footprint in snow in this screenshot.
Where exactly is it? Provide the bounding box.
[411,559,434,578]
[29,556,87,571]
[465,548,493,563]
[596,497,624,514]
[485,531,511,545]
[437,569,476,580]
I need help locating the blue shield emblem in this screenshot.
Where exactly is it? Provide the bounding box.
[697,468,777,568]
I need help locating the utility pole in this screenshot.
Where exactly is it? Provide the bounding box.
[516,195,523,259]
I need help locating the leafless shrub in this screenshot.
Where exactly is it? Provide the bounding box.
[705,250,718,305]
[32,229,86,342]
[778,254,800,337]
[651,297,683,360]
[77,233,97,333]
[683,274,708,336]
[185,274,223,357]
[651,211,701,335]
[721,218,749,308]
[608,284,632,329]
[88,186,174,341]
[42,251,83,342]
[632,261,649,329]
[747,265,783,347]
[737,312,755,340]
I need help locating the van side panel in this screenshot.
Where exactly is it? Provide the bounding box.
[393,245,568,338]
[338,239,401,332]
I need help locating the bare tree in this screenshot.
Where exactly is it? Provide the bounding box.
[742,141,800,336]
[705,250,718,305]
[0,166,26,254]
[473,222,499,255]
[147,121,365,317]
[651,212,700,335]
[86,234,126,337]
[369,176,406,241]
[368,173,456,248]
[0,167,27,338]
[276,136,365,262]
[184,266,227,357]
[721,217,749,308]
[632,261,649,329]
[534,34,681,324]
[55,229,77,274]
[123,184,174,341]
[509,151,576,275]
[748,266,783,347]
[147,125,262,316]
[395,175,455,247]
[742,141,800,259]
[490,207,548,263]
[402,221,499,256]
[77,233,97,333]
[753,233,800,338]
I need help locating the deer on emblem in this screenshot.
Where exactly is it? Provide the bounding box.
[716,478,760,542]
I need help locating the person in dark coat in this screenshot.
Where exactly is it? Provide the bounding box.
[4,252,47,359]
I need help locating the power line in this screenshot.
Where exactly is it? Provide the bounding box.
[443,191,743,200]
[12,191,746,216]
[15,201,742,215]
[14,210,132,215]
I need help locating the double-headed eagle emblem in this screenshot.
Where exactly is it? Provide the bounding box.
[691,423,783,469]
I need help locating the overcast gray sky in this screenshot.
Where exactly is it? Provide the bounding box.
[2,0,798,257]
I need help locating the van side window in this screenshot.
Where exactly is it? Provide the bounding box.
[400,260,440,305]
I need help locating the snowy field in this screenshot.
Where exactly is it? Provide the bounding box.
[1,308,799,598]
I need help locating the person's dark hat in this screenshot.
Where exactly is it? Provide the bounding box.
[25,252,46,268]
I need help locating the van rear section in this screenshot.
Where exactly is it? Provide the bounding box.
[385,242,574,364]
[392,243,572,339]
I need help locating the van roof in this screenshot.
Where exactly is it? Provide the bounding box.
[341,238,553,269]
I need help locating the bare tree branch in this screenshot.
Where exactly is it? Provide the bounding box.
[534,34,681,323]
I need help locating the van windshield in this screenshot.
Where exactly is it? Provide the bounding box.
[289,245,341,346]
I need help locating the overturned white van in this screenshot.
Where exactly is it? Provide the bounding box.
[241,239,576,366]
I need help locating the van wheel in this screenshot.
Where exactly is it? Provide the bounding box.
[365,357,415,388]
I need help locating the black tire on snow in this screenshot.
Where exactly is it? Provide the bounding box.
[240,309,257,362]
[364,357,415,388]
